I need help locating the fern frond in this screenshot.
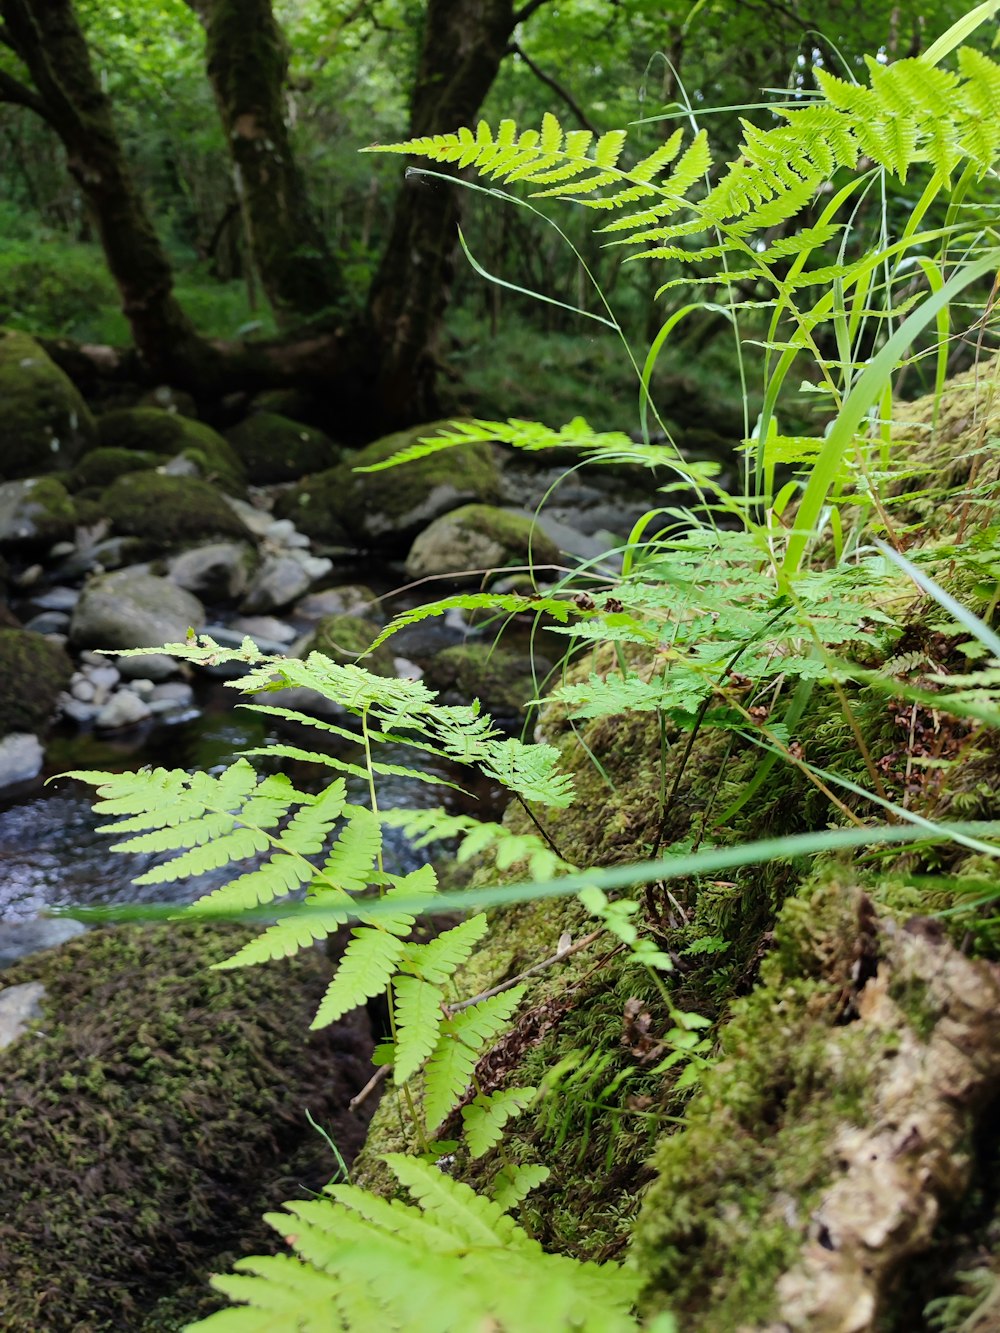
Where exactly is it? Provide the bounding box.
[311,929,407,1029]
[318,807,380,893]
[479,737,575,807]
[424,987,526,1131]
[461,1087,536,1157]
[491,1163,551,1212]
[391,975,447,1082]
[400,913,490,984]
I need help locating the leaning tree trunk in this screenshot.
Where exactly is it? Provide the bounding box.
[367,0,525,426]
[187,0,346,323]
[1,0,207,377]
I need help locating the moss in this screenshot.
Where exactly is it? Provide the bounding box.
[299,613,397,675]
[0,628,72,735]
[405,503,562,580]
[99,471,251,548]
[94,408,246,496]
[225,411,339,484]
[0,475,78,547]
[69,447,160,492]
[275,420,500,547]
[0,922,374,1332]
[0,329,96,479]
[423,641,551,718]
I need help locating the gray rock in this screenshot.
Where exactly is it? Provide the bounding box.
[122,677,155,700]
[87,664,121,697]
[114,652,179,681]
[221,494,275,538]
[295,585,382,621]
[0,918,86,971]
[0,477,76,548]
[94,689,152,730]
[0,733,43,789]
[405,504,561,582]
[22,611,70,635]
[70,568,205,651]
[31,585,79,611]
[150,681,194,707]
[167,540,257,602]
[240,554,313,613]
[70,676,96,703]
[55,535,149,581]
[228,614,298,643]
[0,981,46,1049]
[59,695,98,724]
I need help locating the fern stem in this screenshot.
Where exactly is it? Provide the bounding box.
[514,793,568,863]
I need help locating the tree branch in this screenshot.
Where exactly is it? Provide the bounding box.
[508,41,598,134]
[513,0,552,25]
[0,67,52,123]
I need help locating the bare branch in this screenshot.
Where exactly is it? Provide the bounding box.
[513,0,552,25]
[508,41,598,135]
[0,67,51,123]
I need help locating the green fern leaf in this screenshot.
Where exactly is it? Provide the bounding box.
[318,807,380,893]
[279,780,347,856]
[480,737,575,807]
[391,975,446,1082]
[353,864,438,934]
[492,1163,551,1212]
[400,913,489,984]
[424,987,526,1131]
[461,1086,536,1157]
[212,896,352,970]
[311,928,406,1029]
[384,1153,532,1249]
[631,127,684,181]
[131,822,270,886]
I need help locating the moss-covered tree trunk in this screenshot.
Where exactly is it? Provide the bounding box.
[0,0,207,377]
[367,0,524,426]
[185,0,345,323]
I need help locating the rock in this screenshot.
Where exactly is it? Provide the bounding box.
[114,652,179,682]
[404,504,561,581]
[0,918,86,970]
[93,407,246,495]
[54,534,148,580]
[0,477,77,549]
[69,446,160,492]
[122,677,155,700]
[29,585,79,612]
[70,676,96,703]
[0,630,72,736]
[220,495,275,538]
[225,412,339,484]
[276,421,500,548]
[228,615,298,644]
[167,540,258,602]
[70,569,205,651]
[139,384,198,417]
[150,680,194,708]
[0,733,44,788]
[295,585,383,621]
[240,554,314,613]
[295,613,396,676]
[94,690,152,730]
[87,664,121,698]
[0,330,96,480]
[422,642,550,718]
[22,611,70,635]
[0,981,46,1049]
[100,471,251,551]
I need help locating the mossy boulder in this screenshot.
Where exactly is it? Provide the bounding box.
[69,568,205,650]
[297,613,396,676]
[99,471,251,551]
[225,412,339,484]
[0,329,96,479]
[0,476,77,548]
[94,408,246,496]
[276,421,500,548]
[0,922,374,1332]
[0,628,72,736]
[69,447,160,492]
[405,504,561,581]
[423,641,550,718]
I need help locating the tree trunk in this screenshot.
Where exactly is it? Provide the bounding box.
[367,0,523,427]
[1,0,207,377]
[188,0,346,323]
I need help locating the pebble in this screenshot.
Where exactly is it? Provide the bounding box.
[70,677,96,703]
[0,982,46,1051]
[150,681,194,707]
[114,652,179,681]
[229,615,298,644]
[0,733,44,789]
[23,611,70,635]
[94,691,152,730]
[31,585,79,611]
[123,677,155,700]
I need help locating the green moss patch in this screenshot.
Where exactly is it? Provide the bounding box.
[225,412,339,484]
[299,613,396,676]
[0,628,72,735]
[69,447,160,492]
[0,329,96,479]
[0,922,374,1332]
[94,409,246,496]
[99,471,250,549]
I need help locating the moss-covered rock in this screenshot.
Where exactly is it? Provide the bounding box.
[0,329,96,479]
[276,421,500,548]
[423,641,551,718]
[93,408,246,496]
[0,922,374,1332]
[297,613,396,676]
[405,504,561,581]
[225,412,339,484]
[99,471,251,550]
[0,476,78,548]
[69,568,205,650]
[69,447,160,492]
[0,628,72,736]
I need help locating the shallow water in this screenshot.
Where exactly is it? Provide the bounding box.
[0,687,500,923]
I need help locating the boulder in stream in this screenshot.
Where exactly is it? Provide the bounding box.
[0,628,72,737]
[70,568,205,651]
[0,330,96,480]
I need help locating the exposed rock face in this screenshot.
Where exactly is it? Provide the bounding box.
[167,540,258,602]
[0,981,46,1051]
[93,407,246,495]
[276,421,500,548]
[0,477,77,550]
[0,330,96,480]
[69,568,205,650]
[0,733,44,789]
[0,629,72,737]
[225,411,339,483]
[404,503,561,580]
